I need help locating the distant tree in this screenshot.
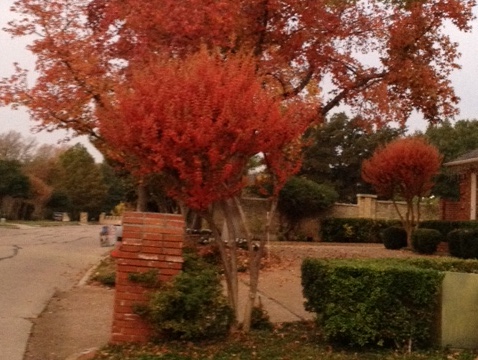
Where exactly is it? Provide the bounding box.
[0,160,30,218]
[300,113,405,202]
[0,131,37,164]
[420,119,478,200]
[100,162,136,214]
[278,177,338,240]
[362,137,442,247]
[54,144,108,220]
[424,119,478,162]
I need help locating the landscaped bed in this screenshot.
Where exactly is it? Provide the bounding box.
[91,242,478,359]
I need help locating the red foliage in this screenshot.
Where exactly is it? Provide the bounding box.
[361,137,442,201]
[0,0,475,140]
[98,51,313,210]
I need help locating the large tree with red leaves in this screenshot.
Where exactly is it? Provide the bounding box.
[0,0,475,140]
[361,137,442,246]
[99,50,312,331]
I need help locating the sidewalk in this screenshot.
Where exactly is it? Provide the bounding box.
[23,265,313,360]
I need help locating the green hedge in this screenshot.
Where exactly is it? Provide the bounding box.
[301,258,444,349]
[447,229,478,259]
[412,228,442,255]
[320,218,400,243]
[418,220,478,239]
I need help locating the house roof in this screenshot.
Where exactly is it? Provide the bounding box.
[444,149,478,167]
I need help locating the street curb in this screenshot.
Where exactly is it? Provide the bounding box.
[65,347,99,360]
[78,252,111,286]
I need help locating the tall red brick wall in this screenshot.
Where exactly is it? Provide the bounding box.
[441,174,471,221]
[111,212,184,344]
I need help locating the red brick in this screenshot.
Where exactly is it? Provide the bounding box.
[142,232,164,241]
[162,234,184,242]
[117,259,161,268]
[162,248,183,256]
[114,251,141,260]
[157,268,181,276]
[164,255,183,263]
[115,284,150,294]
[115,292,148,301]
[121,237,143,246]
[137,253,161,261]
[121,327,151,336]
[162,241,183,249]
[118,245,141,253]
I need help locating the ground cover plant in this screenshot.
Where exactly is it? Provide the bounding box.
[92,322,477,360]
[90,256,116,287]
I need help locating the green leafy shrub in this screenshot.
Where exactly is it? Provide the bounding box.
[301,258,443,349]
[403,257,478,273]
[320,218,400,243]
[250,301,273,330]
[447,229,478,259]
[278,177,338,240]
[381,226,407,250]
[419,221,478,241]
[140,253,234,340]
[90,256,116,287]
[412,228,442,255]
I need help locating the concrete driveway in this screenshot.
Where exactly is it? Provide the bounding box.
[0,224,110,360]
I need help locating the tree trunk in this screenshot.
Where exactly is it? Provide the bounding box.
[136,180,148,212]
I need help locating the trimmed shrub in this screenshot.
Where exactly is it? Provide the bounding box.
[301,258,443,349]
[381,226,407,250]
[447,229,478,259]
[419,220,478,241]
[278,177,338,240]
[320,218,400,243]
[411,228,442,255]
[139,253,234,340]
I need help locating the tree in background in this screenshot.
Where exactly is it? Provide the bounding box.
[0,131,37,164]
[362,137,442,247]
[300,113,405,202]
[0,160,30,218]
[421,119,478,200]
[99,50,312,331]
[54,144,108,220]
[100,162,136,214]
[0,0,474,146]
[278,176,338,241]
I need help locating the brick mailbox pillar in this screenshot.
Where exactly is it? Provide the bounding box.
[111,212,184,344]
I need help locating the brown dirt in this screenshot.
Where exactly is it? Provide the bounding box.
[23,243,441,359]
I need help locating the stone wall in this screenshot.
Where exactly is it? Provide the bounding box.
[239,194,440,240]
[111,212,184,344]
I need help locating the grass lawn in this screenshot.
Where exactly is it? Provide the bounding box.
[93,322,477,360]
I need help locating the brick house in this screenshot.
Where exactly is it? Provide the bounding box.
[441,149,478,221]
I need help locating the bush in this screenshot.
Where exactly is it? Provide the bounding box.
[321,218,400,243]
[381,226,407,250]
[301,258,443,349]
[419,220,478,240]
[447,229,478,259]
[278,177,338,240]
[412,228,442,255]
[140,253,234,340]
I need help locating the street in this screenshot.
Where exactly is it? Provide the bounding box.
[0,224,110,360]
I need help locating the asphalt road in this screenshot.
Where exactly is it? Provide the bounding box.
[0,224,111,360]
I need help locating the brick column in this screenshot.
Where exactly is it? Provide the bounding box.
[111,212,184,344]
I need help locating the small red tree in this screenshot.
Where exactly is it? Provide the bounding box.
[361,137,442,246]
[98,50,313,331]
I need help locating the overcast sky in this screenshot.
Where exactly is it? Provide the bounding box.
[0,2,477,162]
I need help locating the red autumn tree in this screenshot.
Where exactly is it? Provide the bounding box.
[1,0,474,141]
[98,50,313,331]
[361,137,442,246]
